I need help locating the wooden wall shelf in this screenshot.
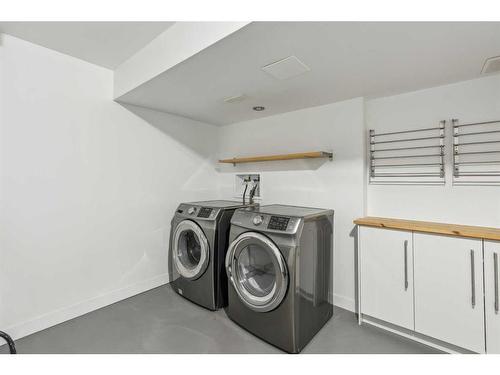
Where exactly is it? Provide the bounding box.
[219,151,333,165]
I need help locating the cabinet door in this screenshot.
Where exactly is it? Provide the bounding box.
[360,227,414,329]
[414,233,485,353]
[484,240,500,354]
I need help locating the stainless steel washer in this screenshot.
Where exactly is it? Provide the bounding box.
[225,204,334,353]
[169,200,254,310]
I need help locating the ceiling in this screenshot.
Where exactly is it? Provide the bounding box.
[115,22,500,125]
[0,22,173,69]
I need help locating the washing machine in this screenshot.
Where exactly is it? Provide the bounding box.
[169,200,255,310]
[225,204,334,353]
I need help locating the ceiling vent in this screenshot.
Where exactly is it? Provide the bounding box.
[481,56,500,75]
[262,56,310,80]
[223,94,247,104]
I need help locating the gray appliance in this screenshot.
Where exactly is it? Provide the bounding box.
[169,200,254,310]
[225,204,334,353]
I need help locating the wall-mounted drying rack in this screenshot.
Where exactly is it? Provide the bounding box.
[369,121,445,185]
[219,151,333,166]
[452,119,500,185]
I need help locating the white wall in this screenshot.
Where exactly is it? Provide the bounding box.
[216,98,366,311]
[0,33,219,339]
[366,75,500,226]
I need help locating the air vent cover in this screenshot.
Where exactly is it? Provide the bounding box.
[481,56,500,75]
[223,94,247,104]
[262,56,310,80]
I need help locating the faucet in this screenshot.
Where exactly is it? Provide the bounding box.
[249,177,259,205]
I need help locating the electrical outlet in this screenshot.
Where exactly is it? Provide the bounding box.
[234,174,261,201]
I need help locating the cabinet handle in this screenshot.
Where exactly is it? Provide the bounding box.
[470,250,476,309]
[404,240,409,291]
[494,252,499,314]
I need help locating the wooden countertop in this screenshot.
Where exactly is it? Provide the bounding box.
[353,216,500,241]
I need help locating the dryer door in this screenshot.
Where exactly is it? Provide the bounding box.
[226,232,288,312]
[172,220,210,280]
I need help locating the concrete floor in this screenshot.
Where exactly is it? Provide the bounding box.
[1,285,441,354]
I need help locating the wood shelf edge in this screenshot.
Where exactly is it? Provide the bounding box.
[218,151,333,164]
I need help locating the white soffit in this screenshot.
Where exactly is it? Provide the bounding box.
[0,22,173,69]
[113,22,251,98]
[262,56,311,80]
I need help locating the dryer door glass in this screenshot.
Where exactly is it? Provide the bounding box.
[238,244,275,298]
[226,232,288,312]
[173,220,209,280]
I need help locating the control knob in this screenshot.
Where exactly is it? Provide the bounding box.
[188,207,196,215]
[253,215,264,226]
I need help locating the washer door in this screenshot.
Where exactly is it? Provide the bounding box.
[173,220,209,280]
[226,232,288,312]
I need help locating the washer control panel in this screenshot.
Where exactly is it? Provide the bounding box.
[197,207,213,218]
[267,216,290,231]
[176,204,218,220]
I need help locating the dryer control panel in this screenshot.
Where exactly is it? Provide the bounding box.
[231,210,301,234]
[267,216,290,231]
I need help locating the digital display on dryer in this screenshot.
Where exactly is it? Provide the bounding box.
[267,216,290,231]
[197,207,213,218]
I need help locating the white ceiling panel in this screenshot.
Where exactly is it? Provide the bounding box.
[116,22,500,125]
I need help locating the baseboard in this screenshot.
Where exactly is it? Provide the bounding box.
[4,273,170,341]
[361,315,476,354]
[332,293,355,312]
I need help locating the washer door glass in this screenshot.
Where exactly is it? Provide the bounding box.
[226,232,288,312]
[173,220,209,280]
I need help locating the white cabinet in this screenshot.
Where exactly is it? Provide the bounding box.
[360,227,414,329]
[414,233,485,353]
[484,240,500,354]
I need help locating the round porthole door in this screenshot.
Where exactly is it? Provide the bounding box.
[172,220,209,280]
[226,232,288,312]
